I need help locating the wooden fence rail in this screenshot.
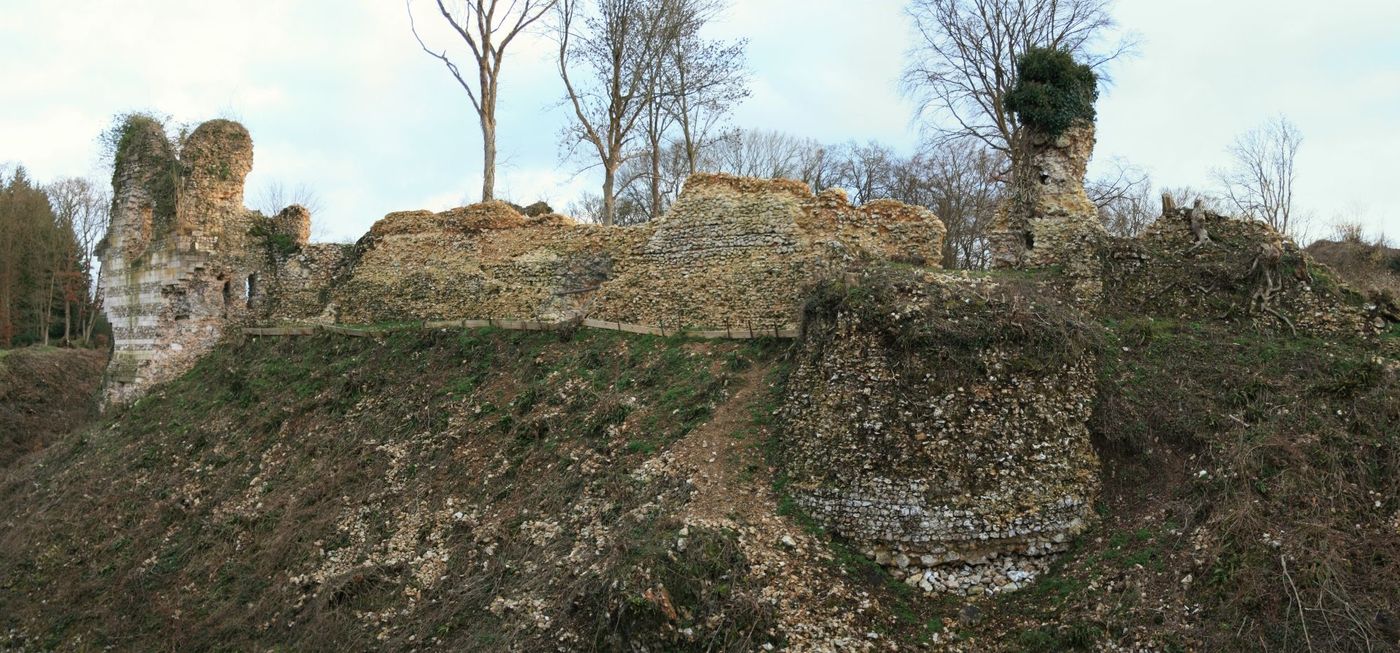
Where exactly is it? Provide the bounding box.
[243,317,799,340]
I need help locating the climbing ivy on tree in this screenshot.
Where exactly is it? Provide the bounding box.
[1004,48,1098,138]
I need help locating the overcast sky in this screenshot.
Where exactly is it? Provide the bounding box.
[2,0,1396,242]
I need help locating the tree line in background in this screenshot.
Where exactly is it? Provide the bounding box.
[411,0,1348,255]
[0,165,109,349]
[0,1,1370,350]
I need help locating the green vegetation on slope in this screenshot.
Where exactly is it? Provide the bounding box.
[0,346,106,467]
[2,266,1396,652]
[0,328,784,651]
[961,317,1400,651]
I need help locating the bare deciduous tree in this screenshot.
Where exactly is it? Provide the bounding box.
[1087,158,1155,237]
[915,140,1004,269]
[835,142,897,205]
[661,3,747,177]
[634,0,748,219]
[45,177,109,345]
[902,0,1132,159]
[702,128,837,189]
[255,181,324,217]
[254,181,335,240]
[1214,115,1303,237]
[409,0,558,202]
[556,0,679,225]
[617,139,687,221]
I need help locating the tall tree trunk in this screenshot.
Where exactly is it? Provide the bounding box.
[602,165,617,226]
[40,273,55,347]
[481,113,497,202]
[649,135,663,219]
[81,288,100,346]
[683,129,698,176]
[0,289,11,348]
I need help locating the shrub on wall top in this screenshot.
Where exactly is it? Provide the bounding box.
[1004,47,1098,138]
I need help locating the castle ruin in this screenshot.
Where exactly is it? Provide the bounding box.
[95,115,1097,599]
[98,110,1382,600]
[97,117,945,406]
[98,118,290,405]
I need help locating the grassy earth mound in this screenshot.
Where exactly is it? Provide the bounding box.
[2,263,1397,652]
[957,316,1400,651]
[1307,238,1400,321]
[0,329,792,651]
[0,346,107,468]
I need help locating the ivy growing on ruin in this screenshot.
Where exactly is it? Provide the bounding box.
[248,219,300,259]
[1004,47,1098,138]
[103,113,186,232]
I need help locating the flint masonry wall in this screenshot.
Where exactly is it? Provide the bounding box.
[782,272,1100,597]
[322,174,947,330]
[990,122,1106,301]
[99,119,261,406]
[99,119,946,404]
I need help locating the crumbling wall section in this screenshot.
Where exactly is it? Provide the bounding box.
[990,122,1106,300]
[782,271,1101,597]
[329,175,945,328]
[99,118,260,406]
[329,202,645,325]
[101,152,945,404]
[252,243,347,323]
[176,120,255,249]
[1106,204,1387,337]
[591,176,836,329]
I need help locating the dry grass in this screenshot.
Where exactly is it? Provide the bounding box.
[0,329,783,651]
[0,346,106,468]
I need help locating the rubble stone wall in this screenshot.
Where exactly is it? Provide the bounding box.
[990,122,1106,300]
[253,243,348,323]
[326,174,947,329]
[98,120,947,405]
[782,273,1101,596]
[99,119,261,406]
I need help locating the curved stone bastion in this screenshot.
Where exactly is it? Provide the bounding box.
[781,270,1101,596]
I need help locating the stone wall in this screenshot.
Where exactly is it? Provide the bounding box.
[98,119,947,404]
[252,243,347,323]
[325,174,946,329]
[781,271,1101,596]
[990,122,1106,300]
[99,118,262,406]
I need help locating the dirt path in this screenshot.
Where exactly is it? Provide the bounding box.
[664,367,887,652]
[667,366,771,524]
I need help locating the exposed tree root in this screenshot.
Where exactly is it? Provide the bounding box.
[1243,239,1298,336]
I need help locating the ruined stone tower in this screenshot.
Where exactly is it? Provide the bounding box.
[99,117,261,406]
[989,121,1106,299]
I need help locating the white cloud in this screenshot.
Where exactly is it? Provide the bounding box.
[2,0,1397,241]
